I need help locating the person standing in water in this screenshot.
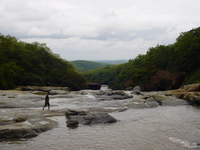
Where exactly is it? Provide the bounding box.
[42,92,50,110]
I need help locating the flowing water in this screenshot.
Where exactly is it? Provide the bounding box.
[1,93,200,150]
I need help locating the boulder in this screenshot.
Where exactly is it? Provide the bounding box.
[140,82,158,91]
[151,76,173,90]
[170,72,186,89]
[140,70,186,91]
[66,109,117,125]
[66,119,79,128]
[123,80,135,89]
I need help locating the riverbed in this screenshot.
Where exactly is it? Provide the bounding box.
[1,90,200,150]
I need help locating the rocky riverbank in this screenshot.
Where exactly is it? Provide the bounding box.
[164,84,200,105]
[0,84,199,140]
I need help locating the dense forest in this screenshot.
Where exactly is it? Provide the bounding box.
[1,27,200,90]
[92,60,128,65]
[70,60,110,72]
[82,27,200,89]
[0,34,87,90]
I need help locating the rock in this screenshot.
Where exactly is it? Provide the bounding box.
[140,82,158,91]
[151,76,173,90]
[170,72,186,89]
[145,101,160,108]
[131,91,142,95]
[153,94,188,106]
[0,128,39,139]
[66,109,117,125]
[96,90,133,100]
[140,70,186,91]
[123,80,135,89]
[162,98,188,106]
[164,84,200,105]
[186,84,200,92]
[144,97,160,107]
[66,119,79,128]
[152,70,186,90]
[0,109,58,140]
[66,109,88,116]
[87,83,101,90]
[125,87,134,91]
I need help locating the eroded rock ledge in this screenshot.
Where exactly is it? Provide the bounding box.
[164,84,200,105]
[0,109,59,140]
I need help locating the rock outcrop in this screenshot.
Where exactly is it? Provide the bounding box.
[164,84,200,105]
[140,70,186,91]
[66,109,117,126]
[0,109,58,139]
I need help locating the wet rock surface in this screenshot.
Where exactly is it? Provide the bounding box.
[164,84,200,105]
[0,109,59,139]
[96,90,133,100]
[1,84,199,140]
[66,109,117,126]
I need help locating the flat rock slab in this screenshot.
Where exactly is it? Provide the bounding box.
[66,109,117,126]
[0,109,58,140]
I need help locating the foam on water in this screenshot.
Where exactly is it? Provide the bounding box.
[169,137,199,149]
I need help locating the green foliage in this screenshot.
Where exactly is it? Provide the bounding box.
[0,33,87,90]
[1,27,199,90]
[171,27,200,72]
[183,69,200,85]
[82,27,200,89]
[70,60,110,72]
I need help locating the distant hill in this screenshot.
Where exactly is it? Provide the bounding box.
[70,60,110,72]
[93,60,128,65]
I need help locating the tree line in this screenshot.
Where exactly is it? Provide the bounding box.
[70,60,110,72]
[82,27,200,89]
[0,34,87,90]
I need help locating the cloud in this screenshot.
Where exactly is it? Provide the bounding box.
[1,0,200,60]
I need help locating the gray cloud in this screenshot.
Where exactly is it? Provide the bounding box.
[1,0,200,60]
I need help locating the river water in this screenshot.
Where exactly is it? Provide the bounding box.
[1,93,200,150]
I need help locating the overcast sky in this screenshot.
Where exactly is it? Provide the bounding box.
[0,0,200,61]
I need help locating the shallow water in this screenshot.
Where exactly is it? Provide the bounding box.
[1,105,200,150]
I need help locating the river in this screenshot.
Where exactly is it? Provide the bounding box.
[1,92,200,150]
